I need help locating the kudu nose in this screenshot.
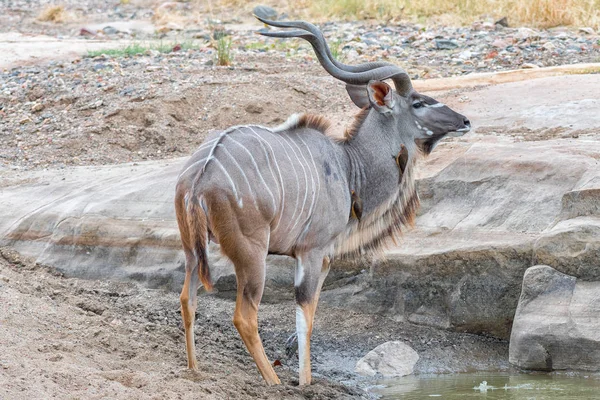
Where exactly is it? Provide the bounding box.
[463,117,471,127]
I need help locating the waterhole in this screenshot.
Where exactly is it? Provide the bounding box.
[373,372,600,399]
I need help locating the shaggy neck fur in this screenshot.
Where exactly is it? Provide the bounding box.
[334,108,420,259]
[272,110,421,259]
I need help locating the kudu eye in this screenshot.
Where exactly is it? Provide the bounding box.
[412,102,423,109]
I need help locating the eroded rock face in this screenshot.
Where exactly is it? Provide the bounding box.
[509,265,600,371]
[534,217,600,281]
[1,76,599,339]
[321,139,600,338]
[355,341,419,377]
[1,141,598,339]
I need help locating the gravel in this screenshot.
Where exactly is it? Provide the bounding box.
[1,1,599,172]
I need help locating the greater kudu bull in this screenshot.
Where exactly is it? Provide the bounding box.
[175,18,470,385]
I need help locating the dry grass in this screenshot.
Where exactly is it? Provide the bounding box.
[512,0,580,28]
[37,5,67,23]
[203,0,600,28]
[152,2,188,27]
[310,0,600,28]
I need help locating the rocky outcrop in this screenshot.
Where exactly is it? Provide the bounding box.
[1,76,599,339]
[355,341,419,377]
[533,217,600,281]
[509,265,600,371]
[321,139,600,338]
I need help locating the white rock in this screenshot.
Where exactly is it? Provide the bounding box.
[521,63,539,69]
[515,27,539,40]
[579,27,595,35]
[458,50,473,60]
[509,265,600,371]
[355,341,419,377]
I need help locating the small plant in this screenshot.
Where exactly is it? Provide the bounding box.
[330,40,346,62]
[245,41,271,51]
[216,36,233,66]
[87,43,147,58]
[85,40,199,58]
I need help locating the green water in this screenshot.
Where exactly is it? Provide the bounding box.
[373,372,600,399]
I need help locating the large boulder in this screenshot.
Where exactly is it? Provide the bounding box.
[509,265,600,371]
[533,217,600,281]
[355,341,419,377]
[0,160,296,297]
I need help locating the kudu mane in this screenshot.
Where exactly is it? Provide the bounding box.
[275,108,368,144]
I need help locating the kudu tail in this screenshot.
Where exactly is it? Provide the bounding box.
[175,188,213,292]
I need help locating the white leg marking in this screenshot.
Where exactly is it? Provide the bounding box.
[213,158,243,207]
[226,135,276,212]
[294,257,305,287]
[295,305,309,376]
[217,143,257,208]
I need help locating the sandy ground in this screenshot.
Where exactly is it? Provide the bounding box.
[0,32,136,69]
[0,247,508,399]
[0,248,362,399]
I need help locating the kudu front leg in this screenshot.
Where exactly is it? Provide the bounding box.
[294,254,331,385]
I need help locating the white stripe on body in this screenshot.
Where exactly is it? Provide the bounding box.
[296,135,321,226]
[193,124,268,180]
[178,155,211,180]
[266,130,302,235]
[201,130,230,174]
[225,135,277,213]
[246,127,286,231]
[284,134,316,233]
[177,137,219,179]
[278,134,310,233]
[212,158,243,207]
[217,143,257,208]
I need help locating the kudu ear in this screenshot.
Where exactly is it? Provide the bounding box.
[345,84,370,108]
[366,81,395,114]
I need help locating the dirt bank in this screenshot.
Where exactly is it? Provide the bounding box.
[0,247,508,399]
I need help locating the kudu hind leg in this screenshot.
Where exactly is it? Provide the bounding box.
[226,235,281,385]
[180,251,200,370]
[232,274,280,385]
[295,254,331,385]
